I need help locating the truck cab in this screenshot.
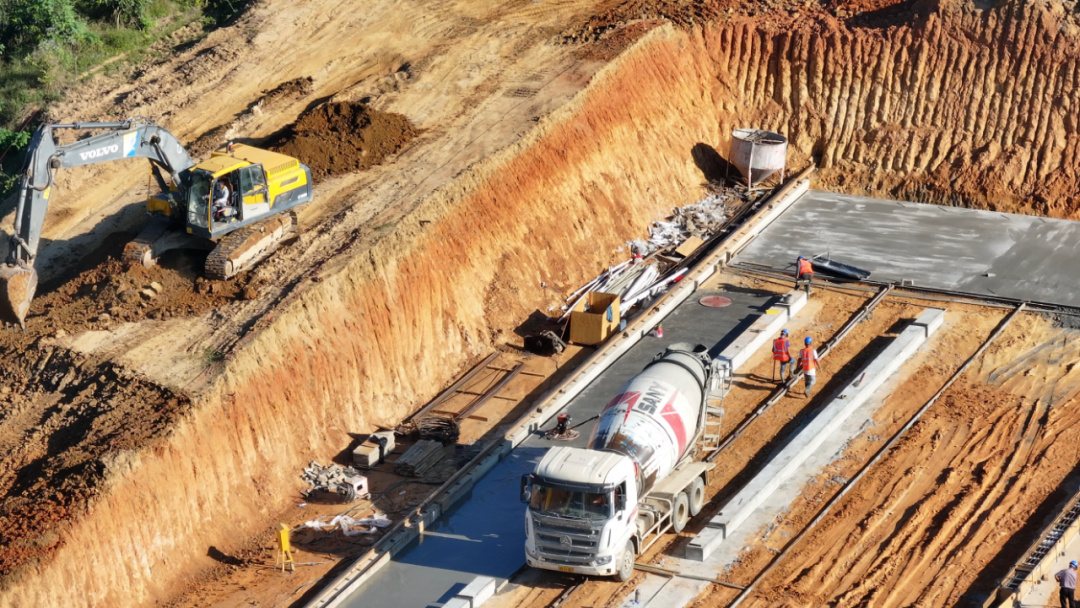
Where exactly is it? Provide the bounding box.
[522,447,638,579]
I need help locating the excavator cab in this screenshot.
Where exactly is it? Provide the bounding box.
[183,154,278,236]
[186,169,213,230]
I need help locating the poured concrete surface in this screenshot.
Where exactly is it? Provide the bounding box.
[338,284,774,608]
[736,191,1080,306]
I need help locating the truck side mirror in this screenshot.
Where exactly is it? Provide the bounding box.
[519,474,531,504]
[616,493,627,511]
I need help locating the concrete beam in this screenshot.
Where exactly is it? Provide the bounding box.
[686,308,944,562]
[443,576,497,608]
[717,291,807,371]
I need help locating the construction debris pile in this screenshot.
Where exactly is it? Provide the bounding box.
[301,513,392,536]
[539,188,761,350]
[417,414,461,444]
[301,462,369,502]
[394,440,445,477]
[628,192,733,255]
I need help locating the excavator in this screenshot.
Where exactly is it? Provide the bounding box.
[0,118,314,328]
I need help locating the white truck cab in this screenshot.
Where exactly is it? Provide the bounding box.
[522,447,639,578]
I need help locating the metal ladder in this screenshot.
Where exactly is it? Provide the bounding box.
[1003,496,1080,590]
[702,359,731,451]
[701,404,724,451]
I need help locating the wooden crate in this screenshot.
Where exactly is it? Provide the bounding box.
[569,292,620,345]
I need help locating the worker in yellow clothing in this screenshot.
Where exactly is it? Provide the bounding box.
[772,329,793,383]
[795,255,813,296]
[798,336,820,397]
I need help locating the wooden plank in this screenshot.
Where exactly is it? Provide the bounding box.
[488,366,545,378]
[674,236,705,258]
[454,390,517,399]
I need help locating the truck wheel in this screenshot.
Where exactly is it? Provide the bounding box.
[672,491,690,533]
[616,541,635,582]
[689,477,706,516]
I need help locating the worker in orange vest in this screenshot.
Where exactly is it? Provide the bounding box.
[772,329,792,383]
[798,336,820,397]
[795,255,813,296]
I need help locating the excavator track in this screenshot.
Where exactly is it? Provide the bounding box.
[123,217,173,267]
[204,211,297,280]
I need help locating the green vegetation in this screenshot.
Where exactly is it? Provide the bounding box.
[0,0,252,194]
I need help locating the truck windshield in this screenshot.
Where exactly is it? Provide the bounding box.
[529,483,611,520]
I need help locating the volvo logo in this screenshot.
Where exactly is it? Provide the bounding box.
[79,145,119,160]
[559,535,572,547]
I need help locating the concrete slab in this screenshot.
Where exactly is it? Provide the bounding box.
[735,191,1080,307]
[717,291,807,371]
[686,308,944,561]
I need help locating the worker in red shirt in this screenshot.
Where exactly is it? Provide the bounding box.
[772,329,793,383]
[798,336,820,397]
[795,255,813,296]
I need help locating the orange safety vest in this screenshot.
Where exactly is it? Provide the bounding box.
[800,347,818,371]
[772,338,791,362]
[797,258,813,276]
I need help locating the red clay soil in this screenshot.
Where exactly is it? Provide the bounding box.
[272,102,420,180]
[0,242,248,590]
[567,0,926,36]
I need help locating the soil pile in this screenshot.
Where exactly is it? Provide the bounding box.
[272,102,419,180]
[30,257,245,336]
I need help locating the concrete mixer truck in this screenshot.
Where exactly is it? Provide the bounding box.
[520,343,728,581]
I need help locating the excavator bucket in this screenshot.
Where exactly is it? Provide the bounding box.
[0,263,38,329]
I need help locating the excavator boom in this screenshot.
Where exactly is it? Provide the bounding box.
[0,120,194,328]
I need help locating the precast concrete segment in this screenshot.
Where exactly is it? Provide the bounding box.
[306,171,812,608]
[686,308,945,562]
[736,191,1080,308]
[716,290,807,371]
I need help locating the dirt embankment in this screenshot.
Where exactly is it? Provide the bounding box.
[0,348,189,591]
[0,14,742,608]
[579,0,1080,215]
[0,243,252,591]
[272,102,420,179]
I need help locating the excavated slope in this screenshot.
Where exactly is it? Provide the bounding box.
[699,2,1080,214]
[2,0,1079,606]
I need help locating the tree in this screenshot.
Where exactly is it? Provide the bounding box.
[1,0,90,57]
[92,0,155,28]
